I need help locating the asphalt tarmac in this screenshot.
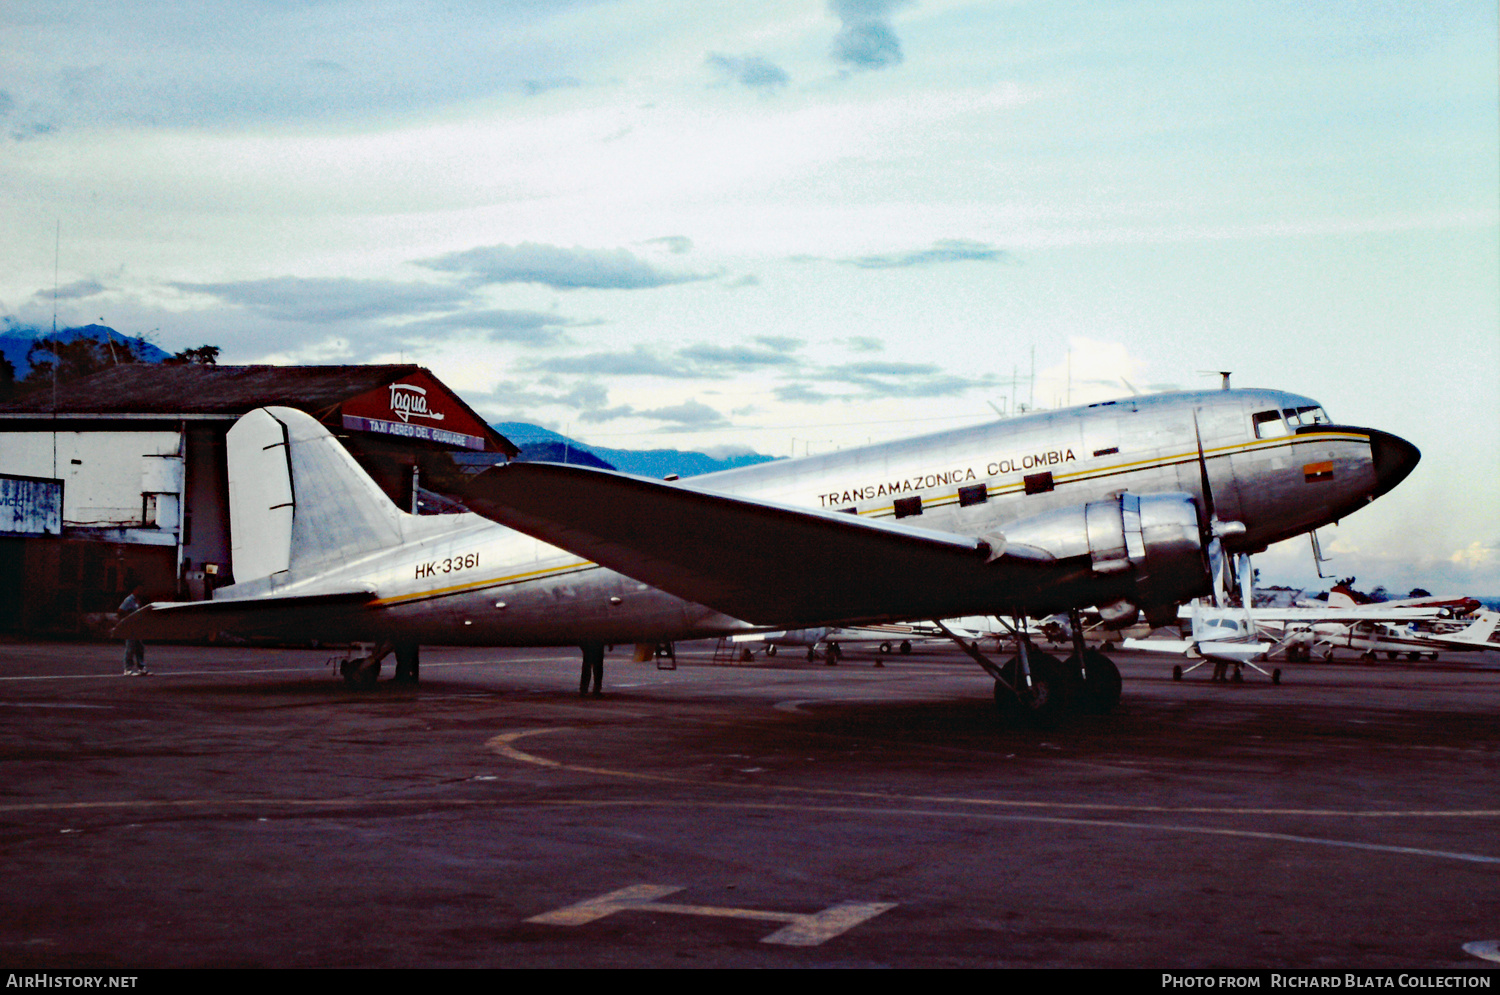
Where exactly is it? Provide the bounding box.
[0,637,1497,970]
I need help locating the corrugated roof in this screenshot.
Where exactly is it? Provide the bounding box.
[0,364,518,455]
[0,364,423,416]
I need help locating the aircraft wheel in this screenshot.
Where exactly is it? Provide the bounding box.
[825,642,842,666]
[997,652,1071,728]
[340,656,380,689]
[1172,664,1183,681]
[766,644,777,657]
[1231,669,1244,684]
[1069,649,1122,714]
[1386,651,1399,661]
[807,647,816,662]
[1406,652,1420,662]
[899,640,912,655]
[1272,668,1282,685]
[880,642,893,654]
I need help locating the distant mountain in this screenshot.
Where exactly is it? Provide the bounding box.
[512,440,616,470]
[494,421,781,478]
[0,323,170,378]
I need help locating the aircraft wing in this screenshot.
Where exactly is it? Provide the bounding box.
[113,588,378,641]
[456,462,1059,628]
[1179,605,1448,623]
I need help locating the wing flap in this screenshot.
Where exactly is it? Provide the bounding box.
[457,462,1055,627]
[114,588,378,641]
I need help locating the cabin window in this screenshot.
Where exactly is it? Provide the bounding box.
[958,484,988,507]
[1252,409,1289,438]
[1023,471,1054,495]
[893,496,923,519]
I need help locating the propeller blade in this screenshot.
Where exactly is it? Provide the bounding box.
[1192,409,1216,526]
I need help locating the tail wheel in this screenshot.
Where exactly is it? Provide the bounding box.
[340,656,380,688]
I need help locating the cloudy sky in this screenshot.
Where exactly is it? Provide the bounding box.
[2,1,1496,593]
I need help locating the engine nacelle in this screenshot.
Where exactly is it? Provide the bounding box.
[1005,492,1210,624]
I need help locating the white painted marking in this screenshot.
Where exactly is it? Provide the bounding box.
[527,884,895,946]
[0,701,113,709]
[1463,939,1500,962]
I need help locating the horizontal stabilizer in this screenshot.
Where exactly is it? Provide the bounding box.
[456,462,1054,627]
[114,588,378,641]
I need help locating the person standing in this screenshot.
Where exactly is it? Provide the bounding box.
[579,643,603,697]
[118,585,150,676]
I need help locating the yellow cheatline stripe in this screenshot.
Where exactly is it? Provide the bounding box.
[376,430,1374,603]
[856,431,1370,519]
[372,559,599,607]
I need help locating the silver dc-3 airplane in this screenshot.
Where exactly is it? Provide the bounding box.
[116,386,1419,723]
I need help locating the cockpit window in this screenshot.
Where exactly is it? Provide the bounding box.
[1284,405,1330,427]
[1252,409,1289,438]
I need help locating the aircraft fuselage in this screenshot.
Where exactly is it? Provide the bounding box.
[231,387,1416,647]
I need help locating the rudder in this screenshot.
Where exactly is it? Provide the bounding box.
[226,407,407,590]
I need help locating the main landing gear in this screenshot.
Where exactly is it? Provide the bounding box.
[337,641,420,688]
[935,610,1122,727]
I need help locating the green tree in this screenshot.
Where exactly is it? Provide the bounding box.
[164,345,220,365]
[23,333,146,388]
[0,352,16,402]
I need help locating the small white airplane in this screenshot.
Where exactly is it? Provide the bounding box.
[731,615,1023,663]
[117,386,1419,725]
[1291,609,1500,662]
[1125,564,1480,681]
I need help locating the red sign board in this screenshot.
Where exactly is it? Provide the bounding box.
[339,370,493,451]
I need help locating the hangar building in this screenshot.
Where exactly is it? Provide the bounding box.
[0,364,515,635]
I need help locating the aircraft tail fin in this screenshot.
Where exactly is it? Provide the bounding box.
[226,406,408,590]
[1451,610,1499,646]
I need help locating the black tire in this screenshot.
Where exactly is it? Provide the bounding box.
[996,651,1071,727]
[1068,649,1122,714]
[1172,664,1183,681]
[340,656,379,688]
[899,640,912,655]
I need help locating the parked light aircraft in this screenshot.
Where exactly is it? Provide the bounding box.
[116,387,1419,723]
[1291,609,1499,662]
[1123,598,1454,683]
[730,616,1010,663]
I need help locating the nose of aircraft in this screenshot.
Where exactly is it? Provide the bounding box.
[1367,428,1420,498]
